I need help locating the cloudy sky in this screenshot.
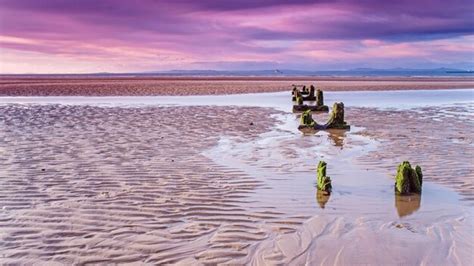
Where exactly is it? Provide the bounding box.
[0,0,472,73]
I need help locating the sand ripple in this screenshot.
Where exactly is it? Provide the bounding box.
[1,102,472,264]
[0,105,298,264]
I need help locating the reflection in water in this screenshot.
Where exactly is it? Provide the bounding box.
[395,193,421,218]
[327,130,346,148]
[298,127,348,147]
[316,190,331,209]
[300,128,317,136]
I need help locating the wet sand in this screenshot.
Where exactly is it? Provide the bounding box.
[349,105,474,203]
[1,76,474,96]
[203,104,473,264]
[0,90,473,264]
[0,105,282,264]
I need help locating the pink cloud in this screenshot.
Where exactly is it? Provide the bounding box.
[0,0,472,73]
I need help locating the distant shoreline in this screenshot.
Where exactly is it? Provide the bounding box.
[1,67,473,78]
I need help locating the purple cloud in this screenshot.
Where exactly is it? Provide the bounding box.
[0,0,472,73]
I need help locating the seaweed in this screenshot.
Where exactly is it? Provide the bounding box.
[317,161,332,194]
[300,110,315,127]
[296,95,303,105]
[293,89,303,102]
[324,102,350,129]
[395,161,423,194]
[298,102,350,131]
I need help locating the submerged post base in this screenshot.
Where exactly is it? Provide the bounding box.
[298,124,351,131]
[292,104,329,113]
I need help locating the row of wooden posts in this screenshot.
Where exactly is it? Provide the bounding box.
[292,85,350,131]
[290,85,423,197]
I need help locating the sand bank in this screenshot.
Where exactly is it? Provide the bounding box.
[0,76,473,96]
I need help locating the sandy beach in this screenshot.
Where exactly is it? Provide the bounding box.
[0,83,473,264]
[1,76,474,96]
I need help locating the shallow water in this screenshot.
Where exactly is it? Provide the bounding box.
[204,111,467,220]
[1,88,473,111]
[201,93,473,264]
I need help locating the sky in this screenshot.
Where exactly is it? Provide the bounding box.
[0,0,473,74]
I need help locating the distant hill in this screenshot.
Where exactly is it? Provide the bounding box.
[339,67,473,76]
[2,68,473,77]
[146,68,473,77]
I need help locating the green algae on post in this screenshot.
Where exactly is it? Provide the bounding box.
[294,87,303,104]
[296,95,303,105]
[317,161,332,194]
[324,102,350,130]
[298,102,350,131]
[292,89,302,101]
[300,109,315,127]
[395,161,423,194]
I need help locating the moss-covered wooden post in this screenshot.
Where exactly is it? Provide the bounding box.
[395,161,423,194]
[316,89,324,106]
[293,89,300,101]
[294,89,303,103]
[296,96,303,105]
[309,85,315,98]
[317,161,332,194]
[300,110,315,127]
[324,102,350,129]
